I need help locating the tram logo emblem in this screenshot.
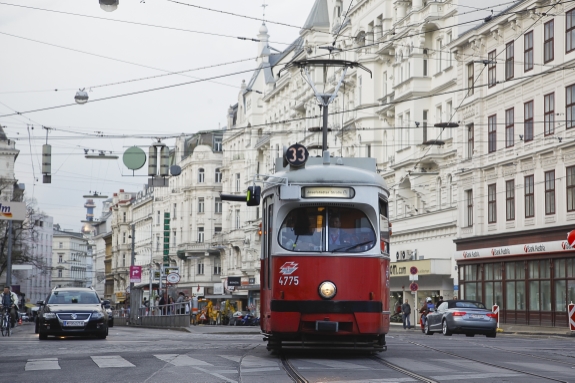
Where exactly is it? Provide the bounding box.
[279,262,298,275]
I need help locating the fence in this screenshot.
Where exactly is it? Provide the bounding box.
[112,302,191,328]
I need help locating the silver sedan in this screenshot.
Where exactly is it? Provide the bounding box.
[424,300,497,338]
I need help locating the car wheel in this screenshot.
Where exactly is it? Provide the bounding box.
[465,333,475,337]
[424,322,433,335]
[108,319,114,328]
[486,331,496,338]
[442,320,452,336]
[39,329,48,340]
[35,320,39,334]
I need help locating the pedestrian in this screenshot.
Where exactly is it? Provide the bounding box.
[159,293,166,315]
[401,299,411,329]
[176,292,185,314]
[437,296,444,307]
[168,296,175,315]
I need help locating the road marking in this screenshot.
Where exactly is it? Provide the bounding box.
[154,354,213,366]
[25,358,60,371]
[193,366,238,383]
[91,356,135,368]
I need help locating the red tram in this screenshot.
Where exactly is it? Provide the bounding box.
[224,144,390,352]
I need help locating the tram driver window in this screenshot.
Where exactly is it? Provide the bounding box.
[278,207,375,253]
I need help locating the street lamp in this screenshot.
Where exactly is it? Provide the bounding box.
[99,0,119,12]
[74,88,89,105]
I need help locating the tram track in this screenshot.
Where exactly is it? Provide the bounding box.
[280,353,439,383]
[280,354,309,383]
[404,339,570,383]
[466,341,575,367]
[370,356,440,383]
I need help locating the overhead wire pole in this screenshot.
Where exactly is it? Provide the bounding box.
[279,59,371,152]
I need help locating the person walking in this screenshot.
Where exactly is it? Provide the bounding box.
[401,299,411,329]
[176,292,185,314]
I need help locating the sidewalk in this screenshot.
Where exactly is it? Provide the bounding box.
[390,321,575,337]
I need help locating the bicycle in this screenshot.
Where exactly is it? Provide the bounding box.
[1,306,12,337]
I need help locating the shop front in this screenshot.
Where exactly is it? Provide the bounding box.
[389,258,453,326]
[455,228,575,327]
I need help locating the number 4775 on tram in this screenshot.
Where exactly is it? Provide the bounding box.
[221,144,391,352]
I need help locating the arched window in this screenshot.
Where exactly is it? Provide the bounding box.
[198,168,205,183]
[447,175,453,206]
[437,177,442,210]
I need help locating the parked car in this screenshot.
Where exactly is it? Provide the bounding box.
[19,313,29,322]
[424,300,497,338]
[104,304,114,327]
[36,287,109,340]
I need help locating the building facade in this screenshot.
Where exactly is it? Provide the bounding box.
[451,0,575,326]
[52,228,89,288]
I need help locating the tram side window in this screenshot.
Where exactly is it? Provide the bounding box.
[379,198,390,255]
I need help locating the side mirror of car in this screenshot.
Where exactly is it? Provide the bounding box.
[36,300,45,306]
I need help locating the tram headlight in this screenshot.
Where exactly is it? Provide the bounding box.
[318,281,337,300]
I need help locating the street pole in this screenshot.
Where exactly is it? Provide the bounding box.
[6,220,12,286]
[321,96,330,152]
[130,223,135,323]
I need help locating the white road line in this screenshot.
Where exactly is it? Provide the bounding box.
[91,356,135,368]
[25,358,60,371]
[154,354,213,366]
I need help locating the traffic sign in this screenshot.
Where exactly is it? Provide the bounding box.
[569,230,575,247]
[569,303,575,331]
[410,282,418,292]
[410,266,418,275]
[492,305,499,328]
[166,273,180,284]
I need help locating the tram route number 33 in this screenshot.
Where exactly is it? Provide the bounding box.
[279,276,299,285]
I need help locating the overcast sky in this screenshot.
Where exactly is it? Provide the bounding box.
[0,0,501,230]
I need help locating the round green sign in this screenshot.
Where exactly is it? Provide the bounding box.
[123,146,146,170]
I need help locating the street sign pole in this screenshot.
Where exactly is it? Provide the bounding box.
[130,224,135,324]
[6,221,12,286]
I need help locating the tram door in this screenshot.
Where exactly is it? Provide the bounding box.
[380,197,390,316]
[261,195,273,331]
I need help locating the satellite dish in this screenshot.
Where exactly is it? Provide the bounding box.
[170,165,182,176]
[123,146,146,170]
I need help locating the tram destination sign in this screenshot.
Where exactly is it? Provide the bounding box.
[302,187,354,199]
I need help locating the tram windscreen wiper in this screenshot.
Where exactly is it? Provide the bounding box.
[331,240,374,253]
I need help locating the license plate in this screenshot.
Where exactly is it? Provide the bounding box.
[63,320,84,327]
[470,314,484,319]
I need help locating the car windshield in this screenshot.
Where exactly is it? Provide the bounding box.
[451,301,486,309]
[278,206,375,253]
[47,291,100,304]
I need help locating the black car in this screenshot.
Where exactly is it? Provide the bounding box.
[35,287,109,340]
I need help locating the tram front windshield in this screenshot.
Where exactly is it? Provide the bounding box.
[278,207,376,253]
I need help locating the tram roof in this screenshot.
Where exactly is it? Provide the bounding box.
[272,157,388,190]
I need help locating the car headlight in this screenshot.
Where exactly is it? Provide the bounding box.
[318,281,337,299]
[92,312,104,320]
[43,313,56,319]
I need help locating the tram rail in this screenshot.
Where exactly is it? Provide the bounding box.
[405,339,570,383]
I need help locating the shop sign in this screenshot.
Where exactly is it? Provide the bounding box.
[213,283,224,295]
[455,239,575,260]
[389,260,431,277]
[228,277,241,286]
[249,278,256,284]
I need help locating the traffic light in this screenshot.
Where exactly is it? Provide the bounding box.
[247,186,261,206]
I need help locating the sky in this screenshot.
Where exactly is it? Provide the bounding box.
[0,0,503,231]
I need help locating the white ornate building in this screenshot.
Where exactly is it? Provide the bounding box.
[451,0,575,326]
